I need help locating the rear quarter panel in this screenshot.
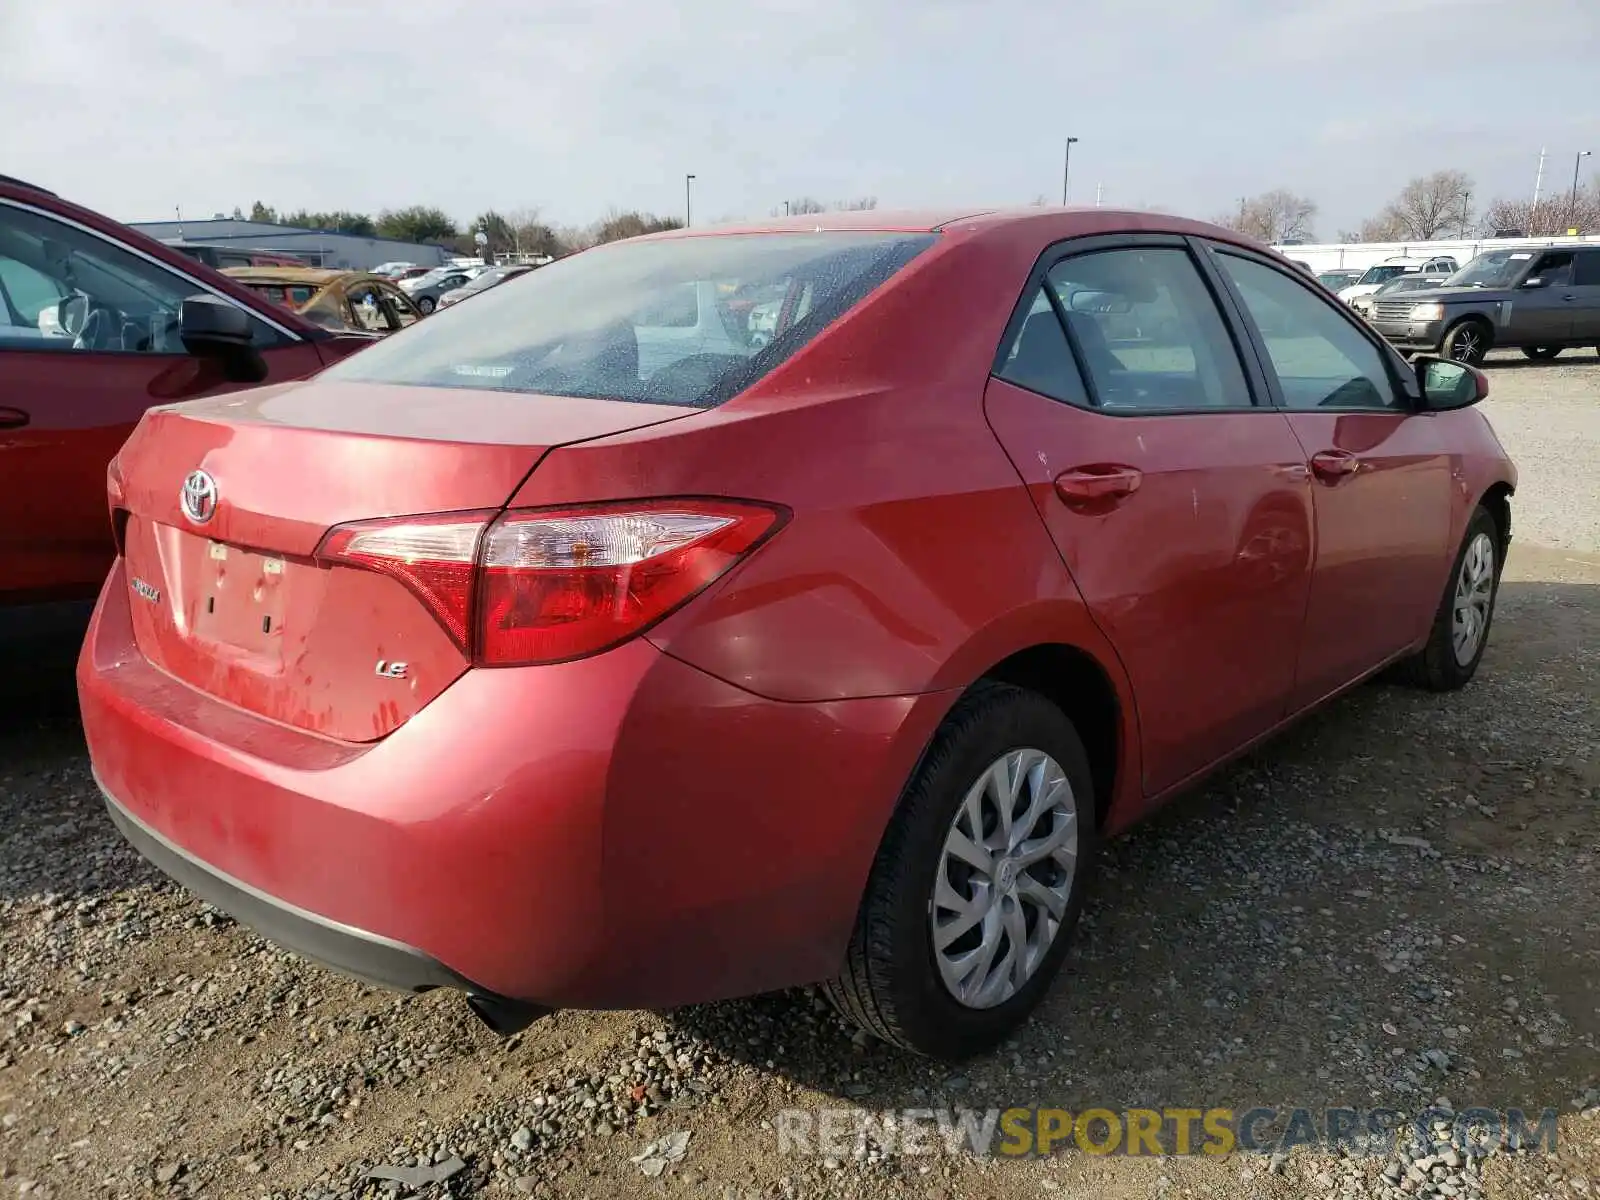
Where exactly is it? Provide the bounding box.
[509,226,1146,814]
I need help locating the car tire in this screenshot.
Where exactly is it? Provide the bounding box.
[418,296,436,315]
[1396,505,1503,692]
[1521,346,1561,361]
[824,683,1096,1060]
[1441,319,1492,366]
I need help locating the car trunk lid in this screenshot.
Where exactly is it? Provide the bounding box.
[114,380,697,741]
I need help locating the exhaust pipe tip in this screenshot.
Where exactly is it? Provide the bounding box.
[466,993,553,1037]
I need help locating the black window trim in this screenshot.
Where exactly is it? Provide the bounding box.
[1193,238,1423,414]
[989,231,1272,417]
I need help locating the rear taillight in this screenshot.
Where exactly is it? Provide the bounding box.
[316,500,783,666]
[317,512,493,650]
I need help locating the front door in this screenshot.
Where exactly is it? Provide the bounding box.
[0,199,323,605]
[1205,244,1455,711]
[983,237,1314,798]
[1511,250,1578,345]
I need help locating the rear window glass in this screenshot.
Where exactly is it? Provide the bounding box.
[322,232,935,407]
[242,283,316,309]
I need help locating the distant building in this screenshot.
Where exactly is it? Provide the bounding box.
[126,218,455,271]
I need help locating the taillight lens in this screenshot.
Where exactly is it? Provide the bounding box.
[316,512,493,650]
[478,500,782,665]
[317,500,782,666]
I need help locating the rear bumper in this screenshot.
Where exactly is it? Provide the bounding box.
[100,778,468,994]
[79,558,951,1009]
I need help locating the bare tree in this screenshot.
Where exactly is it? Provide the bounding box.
[1354,210,1411,242]
[1214,190,1318,243]
[1365,171,1475,240]
[1482,181,1600,236]
[505,207,563,257]
[833,197,878,211]
[553,224,595,254]
[784,197,827,215]
[589,210,685,246]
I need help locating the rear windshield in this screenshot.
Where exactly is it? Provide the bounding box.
[322,231,935,407]
[1356,264,1414,285]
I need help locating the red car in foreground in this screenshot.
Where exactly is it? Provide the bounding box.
[79,209,1515,1059]
[0,175,371,631]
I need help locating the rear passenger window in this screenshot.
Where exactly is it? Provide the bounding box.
[1572,252,1600,286]
[1215,252,1399,410]
[1043,248,1253,410]
[994,289,1090,405]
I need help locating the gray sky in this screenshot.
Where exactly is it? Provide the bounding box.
[4,0,1597,238]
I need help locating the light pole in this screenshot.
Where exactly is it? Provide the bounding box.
[1459,190,1471,238]
[1061,137,1079,205]
[1573,151,1592,211]
[685,174,695,227]
[784,200,790,217]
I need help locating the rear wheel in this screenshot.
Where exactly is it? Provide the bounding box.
[1397,506,1502,691]
[1522,346,1562,361]
[1442,319,1491,366]
[825,684,1095,1059]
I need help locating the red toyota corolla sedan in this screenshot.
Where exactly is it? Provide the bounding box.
[79,209,1515,1059]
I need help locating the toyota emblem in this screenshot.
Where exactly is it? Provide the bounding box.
[180,469,218,525]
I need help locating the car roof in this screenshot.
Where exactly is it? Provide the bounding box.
[0,174,56,196]
[637,206,1264,246]
[222,267,380,287]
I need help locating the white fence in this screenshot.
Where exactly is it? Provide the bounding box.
[1270,235,1600,274]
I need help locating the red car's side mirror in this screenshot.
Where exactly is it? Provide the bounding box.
[1414,355,1488,411]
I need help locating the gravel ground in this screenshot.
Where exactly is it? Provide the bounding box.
[1,353,1596,1200]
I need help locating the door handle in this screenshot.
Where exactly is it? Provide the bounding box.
[1054,465,1143,508]
[1310,449,1361,482]
[0,407,30,430]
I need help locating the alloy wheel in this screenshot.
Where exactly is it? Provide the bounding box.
[1452,531,1495,666]
[931,748,1079,1009]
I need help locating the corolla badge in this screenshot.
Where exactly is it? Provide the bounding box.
[180,469,218,524]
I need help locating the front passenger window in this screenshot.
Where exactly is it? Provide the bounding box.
[1215,253,1399,411]
[0,203,291,353]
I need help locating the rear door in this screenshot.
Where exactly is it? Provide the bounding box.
[983,235,1314,798]
[1204,243,1454,710]
[0,196,324,605]
[1568,249,1600,344]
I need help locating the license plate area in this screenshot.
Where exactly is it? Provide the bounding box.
[187,537,291,664]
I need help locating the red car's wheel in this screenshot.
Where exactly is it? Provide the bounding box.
[1397,505,1502,691]
[825,683,1096,1059]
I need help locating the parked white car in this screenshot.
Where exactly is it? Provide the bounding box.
[1336,256,1458,306]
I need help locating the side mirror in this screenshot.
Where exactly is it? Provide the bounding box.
[1520,276,1547,289]
[1414,355,1488,411]
[179,296,267,383]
